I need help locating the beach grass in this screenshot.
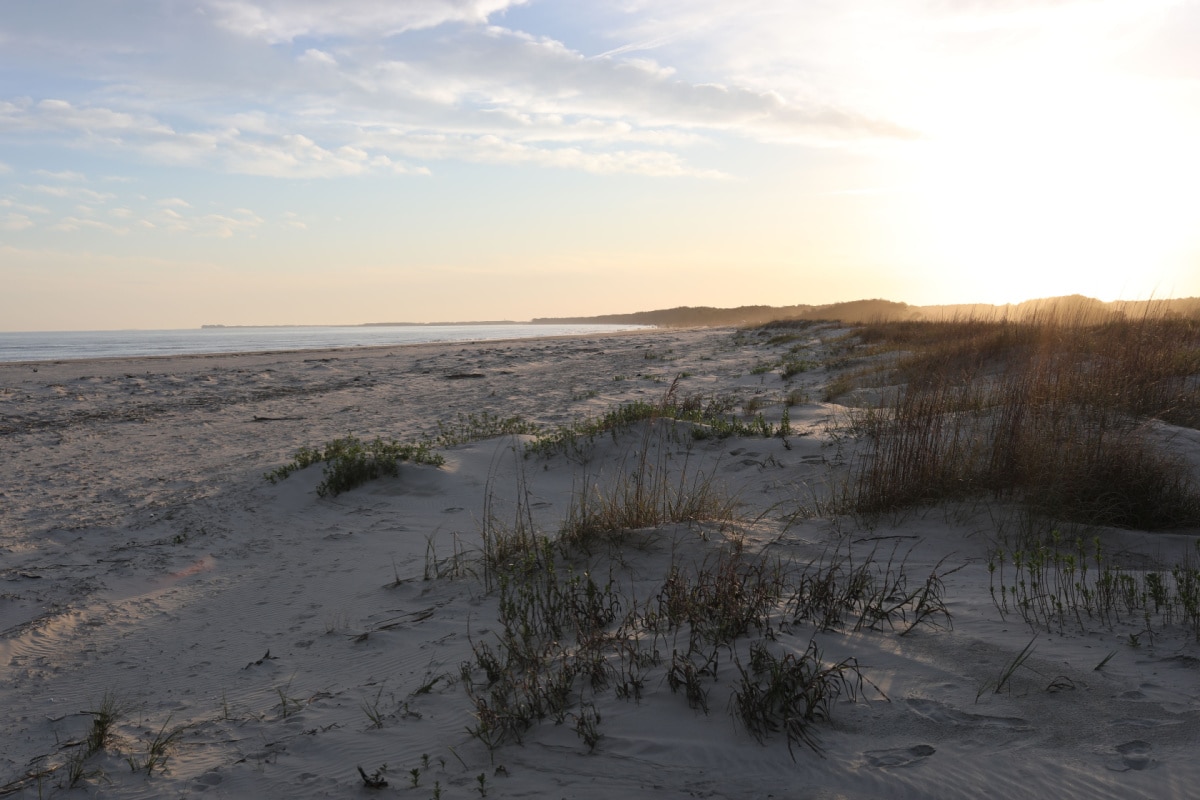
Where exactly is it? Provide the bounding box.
[837,311,1200,528]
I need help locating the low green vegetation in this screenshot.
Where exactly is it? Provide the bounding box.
[736,321,848,382]
[989,532,1200,639]
[266,435,444,497]
[527,385,792,460]
[434,411,541,447]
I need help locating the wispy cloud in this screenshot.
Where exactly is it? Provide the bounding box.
[154,206,265,238]
[299,48,338,67]
[204,0,529,42]
[33,169,87,181]
[0,198,50,214]
[50,216,130,235]
[22,183,116,203]
[1,213,34,231]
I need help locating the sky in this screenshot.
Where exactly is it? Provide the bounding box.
[2,0,1199,330]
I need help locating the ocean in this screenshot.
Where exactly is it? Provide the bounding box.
[0,324,649,363]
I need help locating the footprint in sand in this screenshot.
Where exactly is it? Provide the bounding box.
[1107,740,1156,772]
[193,771,223,790]
[864,744,936,768]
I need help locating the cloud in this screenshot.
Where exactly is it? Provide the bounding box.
[35,99,173,135]
[33,169,86,181]
[153,206,265,238]
[0,98,175,144]
[359,128,726,178]
[299,48,338,67]
[204,0,528,43]
[0,3,922,183]
[337,25,919,146]
[2,99,430,178]
[50,215,130,235]
[23,184,116,203]
[32,192,272,239]
[0,198,49,214]
[2,213,34,231]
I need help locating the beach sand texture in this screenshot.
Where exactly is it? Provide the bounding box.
[1,327,1198,798]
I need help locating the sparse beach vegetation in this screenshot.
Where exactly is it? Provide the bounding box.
[455,414,957,758]
[265,434,443,496]
[988,532,1200,638]
[837,312,1200,528]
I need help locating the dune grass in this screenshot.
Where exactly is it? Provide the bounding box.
[558,411,738,551]
[464,515,946,757]
[464,417,948,758]
[841,311,1200,529]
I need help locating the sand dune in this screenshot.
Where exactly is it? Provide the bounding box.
[1,327,1197,798]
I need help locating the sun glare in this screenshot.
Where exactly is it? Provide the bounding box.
[908,61,1200,304]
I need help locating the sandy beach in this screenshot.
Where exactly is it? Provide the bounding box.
[2,326,1197,799]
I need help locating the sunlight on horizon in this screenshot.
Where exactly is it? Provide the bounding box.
[858,1,1200,309]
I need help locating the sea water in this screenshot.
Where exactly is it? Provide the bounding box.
[0,324,649,363]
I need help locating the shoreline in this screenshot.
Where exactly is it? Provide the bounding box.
[0,326,669,369]
[0,324,658,366]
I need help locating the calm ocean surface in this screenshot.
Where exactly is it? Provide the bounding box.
[0,324,649,363]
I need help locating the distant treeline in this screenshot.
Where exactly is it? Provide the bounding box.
[533,295,1200,328]
[532,300,916,327]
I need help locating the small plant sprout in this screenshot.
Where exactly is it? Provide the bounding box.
[358,764,388,789]
[84,692,125,756]
[136,714,188,775]
[573,703,602,752]
[977,637,1038,700]
[361,684,387,729]
[274,675,305,718]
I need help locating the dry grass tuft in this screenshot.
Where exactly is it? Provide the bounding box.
[843,311,1200,529]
